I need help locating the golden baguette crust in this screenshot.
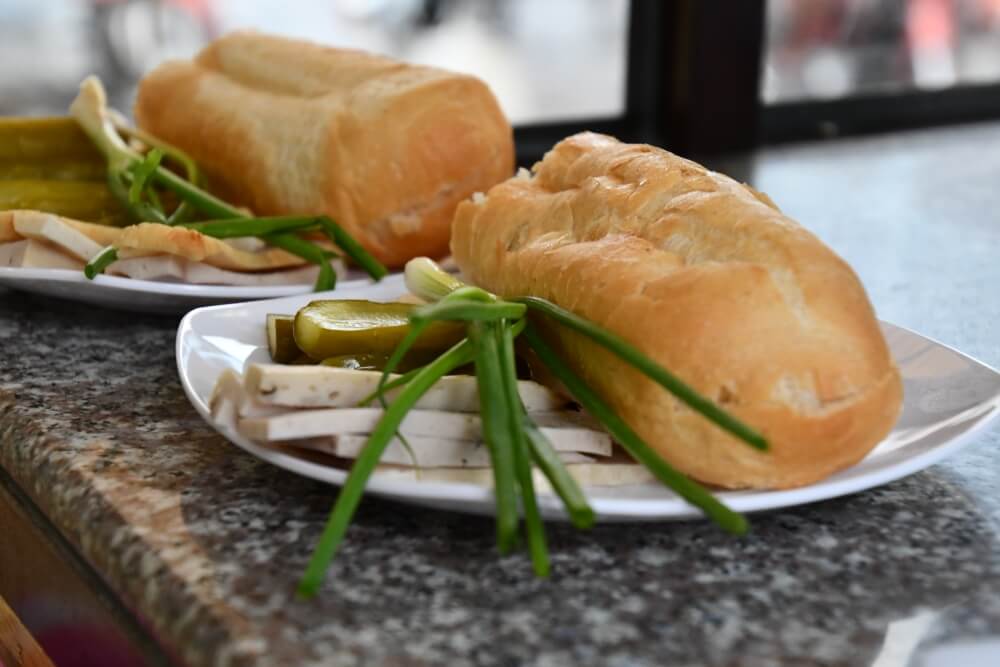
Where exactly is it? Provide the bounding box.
[135,31,514,267]
[451,132,902,489]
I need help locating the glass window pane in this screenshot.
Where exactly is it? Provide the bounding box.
[762,0,1000,103]
[0,0,629,125]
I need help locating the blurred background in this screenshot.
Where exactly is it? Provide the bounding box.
[0,0,631,123]
[763,0,1000,101]
[2,0,999,147]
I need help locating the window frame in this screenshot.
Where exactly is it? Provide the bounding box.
[763,83,1000,144]
[513,1,765,163]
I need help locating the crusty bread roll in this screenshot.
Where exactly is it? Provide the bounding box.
[135,31,514,267]
[451,132,902,489]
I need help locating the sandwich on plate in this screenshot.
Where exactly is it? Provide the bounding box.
[1,31,514,288]
[204,126,902,591]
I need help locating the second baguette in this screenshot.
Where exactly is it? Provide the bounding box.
[135,31,514,267]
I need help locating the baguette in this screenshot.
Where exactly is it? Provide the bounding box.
[135,31,514,267]
[451,132,903,489]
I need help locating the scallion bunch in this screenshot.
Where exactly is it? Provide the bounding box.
[70,76,387,288]
[297,258,768,596]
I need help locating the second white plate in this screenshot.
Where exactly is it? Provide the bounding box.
[0,266,374,314]
[176,278,1000,521]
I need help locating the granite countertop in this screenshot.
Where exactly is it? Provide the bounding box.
[2,123,1000,667]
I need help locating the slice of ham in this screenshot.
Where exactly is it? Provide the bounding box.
[0,239,83,270]
[107,255,343,286]
[287,434,595,468]
[13,212,105,261]
[238,407,612,456]
[243,363,568,412]
[1,210,339,286]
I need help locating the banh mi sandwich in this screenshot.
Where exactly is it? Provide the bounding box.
[0,210,343,285]
[135,31,515,267]
[451,132,903,490]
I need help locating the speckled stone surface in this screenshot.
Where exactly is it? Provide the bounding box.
[3,123,1000,667]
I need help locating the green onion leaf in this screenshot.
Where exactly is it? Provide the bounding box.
[317,216,387,281]
[498,320,549,575]
[411,300,525,324]
[114,119,201,224]
[524,324,748,535]
[518,297,768,452]
[469,321,520,554]
[357,366,424,407]
[262,232,337,291]
[179,216,322,238]
[262,233,332,264]
[113,115,201,187]
[84,246,118,280]
[145,184,165,217]
[315,261,337,292]
[405,257,465,302]
[150,166,243,220]
[357,340,476,407]
[297,340,475,597]
[377,321,432,405]
[181,214,388,283]
[106,168,167,224]
[522,419,595,529]
[128,148,164,207]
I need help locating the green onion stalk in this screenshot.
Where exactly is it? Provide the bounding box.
[69,76,387,289]
[297,257,769,597]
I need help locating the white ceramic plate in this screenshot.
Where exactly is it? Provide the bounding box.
[176,278,1000,521]
[0,266,372,314]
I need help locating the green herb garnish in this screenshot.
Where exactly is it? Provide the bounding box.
[297,258,768,596]
[297,335,478,595]
[84,245,118,280]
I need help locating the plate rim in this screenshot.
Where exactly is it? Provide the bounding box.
[0,266,372,299]
[175,293,1000,521]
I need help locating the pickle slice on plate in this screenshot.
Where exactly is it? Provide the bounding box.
[293,300,465,361]
[266,314,302,363]
[0,117,104,165]
[0,118,131,225]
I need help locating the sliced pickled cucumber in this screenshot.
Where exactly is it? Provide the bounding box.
[0,180,131,226]
[266,314,302,363]
[0,118,135,225]
[0,117,105,165]
[0,161,106,181]
[293,300,465,361]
